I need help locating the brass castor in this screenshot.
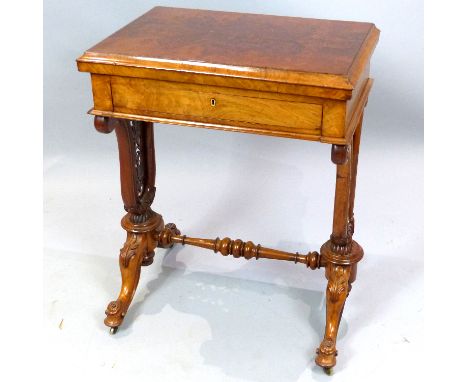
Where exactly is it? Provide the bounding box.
[109,326,119,335]
[323,367,333,376]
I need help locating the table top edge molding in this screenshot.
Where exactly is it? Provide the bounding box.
[77,53,356,91]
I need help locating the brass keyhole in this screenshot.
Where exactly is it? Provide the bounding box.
[210,98,216,107]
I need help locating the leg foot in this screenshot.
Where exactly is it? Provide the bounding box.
[104,232,147,329]
[104,212,164,330]
[314,112,365,370]
[98,118,167,331]
[315,263,351,369]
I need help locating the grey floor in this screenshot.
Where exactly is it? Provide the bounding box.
[44,120,423,381]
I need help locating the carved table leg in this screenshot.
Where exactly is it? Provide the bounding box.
[315,120,365,371]
[94,117,164,332]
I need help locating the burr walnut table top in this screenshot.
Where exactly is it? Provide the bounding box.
[77,7,379,143]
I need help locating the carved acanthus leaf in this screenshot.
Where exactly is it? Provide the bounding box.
[327,265,350,303]
[120,234,141,267]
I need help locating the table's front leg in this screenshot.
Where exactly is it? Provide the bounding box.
[94,117,165,333]
[315,118,364,372]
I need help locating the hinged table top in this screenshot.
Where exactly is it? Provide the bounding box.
[77,7,379,90]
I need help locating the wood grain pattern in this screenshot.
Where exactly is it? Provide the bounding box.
[79,7,379,144]
[87,75,374,144]
[322,100,347,139]
[81,62,354,100]
[90,109,324,142]
[315,263,351,369]
[156,226,326,269]
[346,63,370,125]
[77,7,378,372]
[98,117,165,330]
[77,7,379,90]
[90,74,112,111]
[345,79,373,143]
[111,77,322,134]
[315,130,365,371]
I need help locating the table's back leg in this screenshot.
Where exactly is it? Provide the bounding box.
[315,115,365,372]
[94,117,165,333]
[348,113,363,239]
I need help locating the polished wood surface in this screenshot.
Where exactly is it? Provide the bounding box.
[111,76,323,137]
[77,7,379,373]
[77,7,379,144]
[78,7,378,89]
[156,225,324,269]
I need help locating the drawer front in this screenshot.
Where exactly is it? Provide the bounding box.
[110,77,323,136]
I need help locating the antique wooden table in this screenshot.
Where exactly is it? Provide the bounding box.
[77,6,379,372]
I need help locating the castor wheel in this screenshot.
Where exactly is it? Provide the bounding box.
[109,326,119,335]
[323,367,334,376]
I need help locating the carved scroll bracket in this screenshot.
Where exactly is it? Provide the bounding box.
[331,144,350,165]
[94,116,115,134]
[94,117,157,225]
